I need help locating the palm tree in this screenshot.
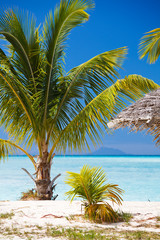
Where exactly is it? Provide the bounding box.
[0,0,159,200]
[139,28,160,63]
[65,165,124,222]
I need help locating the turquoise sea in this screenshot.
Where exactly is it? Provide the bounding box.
[0,155,160,201]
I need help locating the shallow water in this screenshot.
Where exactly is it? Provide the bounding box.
[0,155,160,201]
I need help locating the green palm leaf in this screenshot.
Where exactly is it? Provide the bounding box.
[47,47,127,142]
[65,165,123,203]
[0,48,17,75]
[49,75,159,156]
[42,0,94,125]
[0,138,35,167]
[0,9,37,90]
[139,28,160,63]
[0,69,38,144]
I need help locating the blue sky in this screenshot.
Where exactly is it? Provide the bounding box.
[1,0,160,155]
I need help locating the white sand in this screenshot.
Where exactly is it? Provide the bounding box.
[0,201,160,239]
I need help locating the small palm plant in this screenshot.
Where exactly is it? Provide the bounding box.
[65,165,124,222]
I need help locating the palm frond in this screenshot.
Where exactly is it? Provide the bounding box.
[0,138,36,167]
[65,165,123,203]
[139,28,160,63]
[0,69,39,145]
[42,0,94,125]
[0,9,42,92]
[0,48,17,75]
[49,74,159,155]
[47,47,127,143]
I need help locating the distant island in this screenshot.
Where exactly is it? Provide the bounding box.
[59,147,127,156]
[10,146,160,156]
[90,147,127,156]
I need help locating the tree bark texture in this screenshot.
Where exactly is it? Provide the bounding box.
[22,150,61,200]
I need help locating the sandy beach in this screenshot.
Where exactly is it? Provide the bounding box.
[0,200,160,239]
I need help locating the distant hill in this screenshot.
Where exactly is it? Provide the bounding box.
[90,147,127,156]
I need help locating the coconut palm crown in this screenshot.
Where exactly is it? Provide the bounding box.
[0,0,159,199]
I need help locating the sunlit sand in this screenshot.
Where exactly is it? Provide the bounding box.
[0,200,160,239]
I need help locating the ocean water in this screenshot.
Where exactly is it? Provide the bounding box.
[0,155,160,201]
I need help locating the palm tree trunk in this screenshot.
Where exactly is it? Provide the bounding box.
[34,142,56,199]
[22,145,60,200]
[35,154,52,200]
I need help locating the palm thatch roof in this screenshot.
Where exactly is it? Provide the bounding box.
[108,88,160,146]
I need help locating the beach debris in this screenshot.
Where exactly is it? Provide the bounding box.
[41,214,64,218]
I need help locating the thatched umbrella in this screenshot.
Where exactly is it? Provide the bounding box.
[108,88,160,146]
